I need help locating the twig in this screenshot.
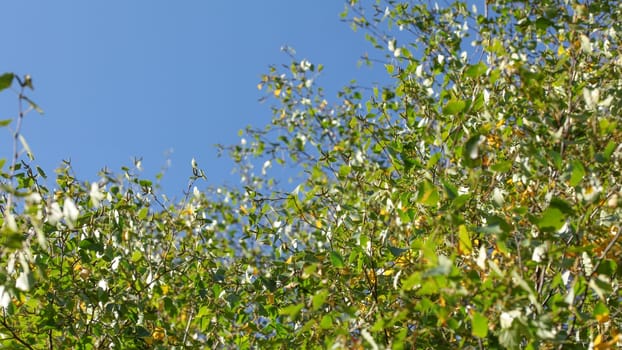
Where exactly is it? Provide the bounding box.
[0,313,35,350]
[182,307,195,345]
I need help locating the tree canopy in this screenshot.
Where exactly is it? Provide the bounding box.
[1,0,622,348]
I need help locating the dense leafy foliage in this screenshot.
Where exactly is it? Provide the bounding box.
[1,0,622,348]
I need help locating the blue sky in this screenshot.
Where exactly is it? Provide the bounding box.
[0,2,388,196]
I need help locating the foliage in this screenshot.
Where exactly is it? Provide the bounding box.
[1,0,622,348]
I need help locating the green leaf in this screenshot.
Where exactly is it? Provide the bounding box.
[462,135,483,168]
[417,180,439,206]
[442,180,458,200]
[279,303,304,320]
[449,194,469,209]
[36,166,47,178]
[79,238,101,251]
[312,290,329,311]
[477,215,512,234]
[499,327,521,349]
[426,152,441,168]
[338,165,351,178]
[0,119,11,127]
[329,251,345,268]
[423,255,452,277]
[131,251,142,263]
[490,160,512,172]
[535,17,554,31]
[549,197,574,214]
[548,150,562,169]
[596,259,617,276]
[569,160,585,187]
[320,314,333,329]
[197,305,210,318]
[0,73,14,92]
[537,207,565,232]
[442,99,466,115]
[138,179,152,187]
[3,232,24,248]
[137,207,149,220]
[402,272,422,290]
[458,225,472,254]
[471,312,488,338]
[593,302,609,321]
[603,141,616,159]
[465,62,487,78]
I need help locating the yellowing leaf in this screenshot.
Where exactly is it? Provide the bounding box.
[596,313,610,323]
[594,302,610,323]
[417,180,439,206]
[273,88,281,97]
[366,269,377,285]
[395,251,412,268]
[458,225,473,255]
[285,255,294,264]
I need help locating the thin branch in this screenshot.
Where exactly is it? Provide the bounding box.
[182,307,195,345]
[0,314,35,350]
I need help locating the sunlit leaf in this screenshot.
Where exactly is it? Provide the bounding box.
[417,179,439,206]
[537,207,565,232]
[465,62,487,78]
[569,160,585,187]
[458,225,472,255]
[442,99,466,115]
[471,312,488,338]
[329,251,345,268]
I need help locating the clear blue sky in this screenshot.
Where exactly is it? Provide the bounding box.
[0,1,388,196]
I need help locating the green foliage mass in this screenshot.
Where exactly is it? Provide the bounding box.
[1,0,622,348]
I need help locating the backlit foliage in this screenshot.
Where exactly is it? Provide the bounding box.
[1,1,621,348]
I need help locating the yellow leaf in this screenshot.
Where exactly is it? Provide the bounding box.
[180,205,194,216]
[366,269,377,285]
[257,83,263,90]
[273,88,281,97]
[382,268,395,276]
[152,327,165,341]
[594,334,603,346]
[395,250,412,268]
[596,313,610,324]
[594,332,621,349]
